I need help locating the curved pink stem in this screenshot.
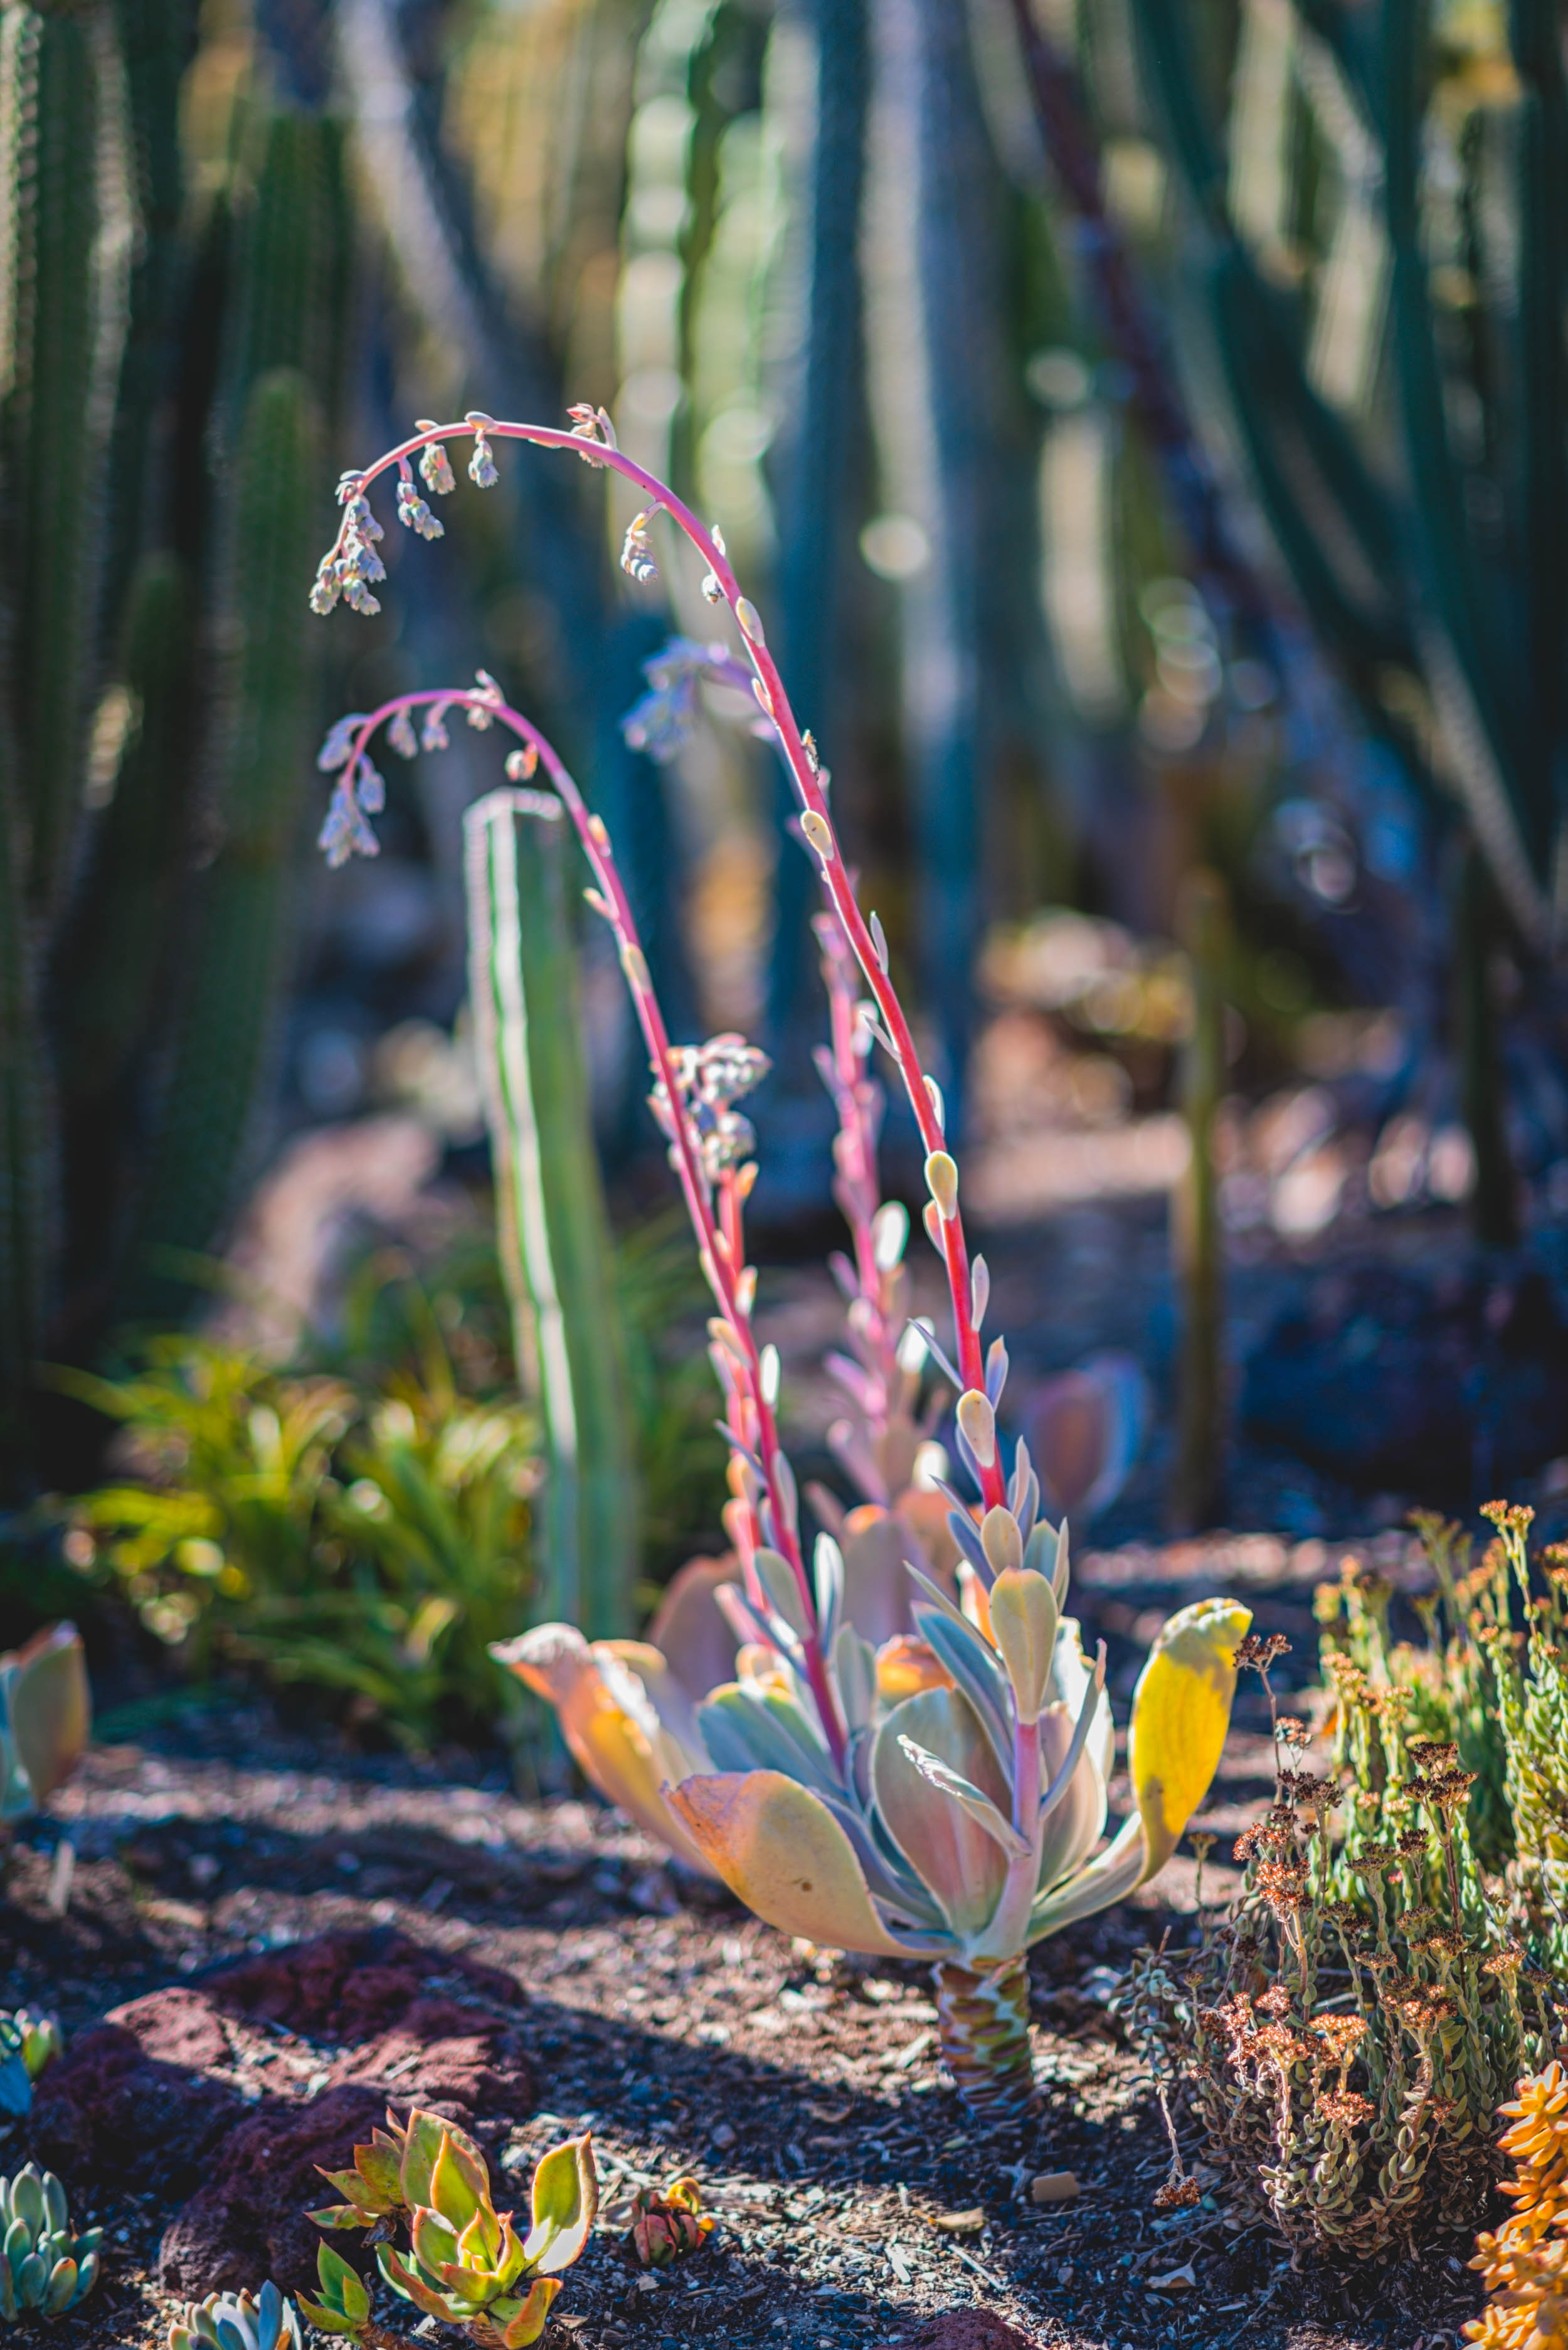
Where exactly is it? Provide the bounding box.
[321,416,1003,1511]
[329,683,847,1770]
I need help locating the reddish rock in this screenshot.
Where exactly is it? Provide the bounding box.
[157,2086,388,2295]
[884,2315,1043,2350]
[31,1930,533,2292]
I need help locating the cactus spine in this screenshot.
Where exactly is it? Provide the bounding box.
[465,789,638,1640]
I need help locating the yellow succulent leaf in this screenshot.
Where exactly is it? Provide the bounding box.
[497,1628,713,1874]
[666,1772,915,1957]
[1128,1597,1252,1881]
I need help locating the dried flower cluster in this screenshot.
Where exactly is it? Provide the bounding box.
[1118,1625,1562,2259]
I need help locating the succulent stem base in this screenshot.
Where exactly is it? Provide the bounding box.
[933,1955,1037,2122]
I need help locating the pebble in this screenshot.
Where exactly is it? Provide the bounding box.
[1029,2170,1079,2204]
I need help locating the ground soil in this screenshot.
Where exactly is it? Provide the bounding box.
[0,1536,1485,2350]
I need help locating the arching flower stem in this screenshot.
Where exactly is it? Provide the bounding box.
[329,681,847,1772]
[319,417,1004,1514]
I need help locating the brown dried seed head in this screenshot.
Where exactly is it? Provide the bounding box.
[1152,2177,1201,2213]
[1234,1632,1291,1673]
[1407,1739,1460,1778]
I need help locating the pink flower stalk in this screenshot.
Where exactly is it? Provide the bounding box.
[309,406,1004,1519]
[317,676,846,1768]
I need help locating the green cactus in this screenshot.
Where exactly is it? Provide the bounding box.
[0,5,349,1480]
[0,2166,100,2322]
[464,789,638,1640]
[1125,0,1568,944]
[118,368,322,1327]
[1172,866,1228,1532]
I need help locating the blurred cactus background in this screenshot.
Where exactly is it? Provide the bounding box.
[4,0,1568,1741]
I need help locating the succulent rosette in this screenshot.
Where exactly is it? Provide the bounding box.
[503,1484,1249,2117]
[309,2107,596,2350]
[304,406,1253,2117]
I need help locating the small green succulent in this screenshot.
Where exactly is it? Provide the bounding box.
[0,2015,60,2122]
[168,2281,302,2350]
[0,2166,100,2321]
[310,2106,596,2349]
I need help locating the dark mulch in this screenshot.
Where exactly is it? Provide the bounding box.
[0,1547,1486,2350]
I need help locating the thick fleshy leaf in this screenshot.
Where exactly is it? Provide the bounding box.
[696,1684,837,1795]
[500,2277,561,2348]
[667,1772,917,1956]
[1030,1356,1147,1522]
[988,1568,1059,1721]
[4,1625,90,1804]
[908,1603,1011,1774]
[377,2245,460,2322]
[893,1486,958,1582]
[873,1634,953,1704]
[1035,1690,1109,1893]
[398,2110,480,2208]
[523,2135,598,2275]
[871,1688,1010,1941]
[305,2243,371,2329]
[1028,1811,1148,1940]
[646,1556,741,1702]
[410,2206,460,2279]
[753,1549,810,1641]
[492,1625,714,1873]
[833,1625,879,1731]
[839,1508,916,1646]
[896,1734,1029,1859]
[1128,1598,1251,1879]
[430,2130,489,2236]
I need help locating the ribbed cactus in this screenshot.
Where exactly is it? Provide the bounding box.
[119,369,323,1326]
[0,0,347,1488]
[1125,0,1568,947]
[465,789,638,1640]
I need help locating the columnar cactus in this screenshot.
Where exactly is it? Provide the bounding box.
[0,0,348,1484]
[464,790,638,1640]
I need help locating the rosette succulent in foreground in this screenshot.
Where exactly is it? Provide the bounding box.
[0,2166,100,2321]
[310,2108,596,2349]
[169,2282,301,2350]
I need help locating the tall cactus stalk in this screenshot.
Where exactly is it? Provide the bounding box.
[465,788,638,1640]
[0,0,351,1489]
[119,368,323,1326]
[1172,866,1227,1532]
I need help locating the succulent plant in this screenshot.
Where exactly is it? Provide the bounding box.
[0,2014,61,2120]
[627,2177,713,2269]
[0,2166,100,2322]
[0,1626,90,1826]
[305,415,1251,2120]
[168,2282,302,2350]
[310,2108,596,2350]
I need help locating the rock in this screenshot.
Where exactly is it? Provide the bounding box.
[157,2085,387,2295]
[1027,2171,1078,2205]
[32,1928,532,2292]
[883,2315,1041,2350]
